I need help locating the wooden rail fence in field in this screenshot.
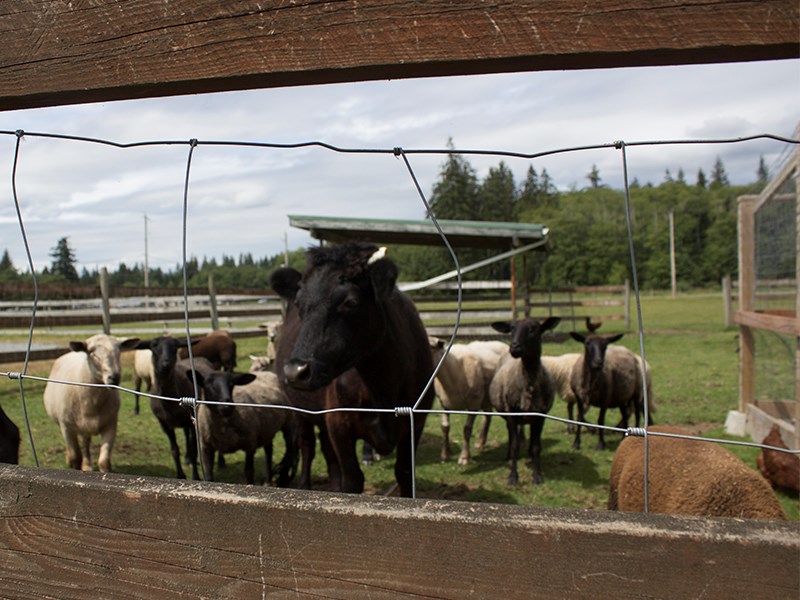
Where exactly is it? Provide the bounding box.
[0,279,631,354]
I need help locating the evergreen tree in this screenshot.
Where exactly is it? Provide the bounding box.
[696,168,707,188]
[0,249,18,281]
[710,157,729,189]
[49,237,79,282]
[756,156,769,189]
[478,161,516,222]
[586,164,602,188]
[516,165,559,220]
[428,139,480,220]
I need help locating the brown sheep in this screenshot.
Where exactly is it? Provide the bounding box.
[757,425,799,495]
[178,329,236,371]
[608,425,787,520]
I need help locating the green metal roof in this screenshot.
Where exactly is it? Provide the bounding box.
[288,215,549,250]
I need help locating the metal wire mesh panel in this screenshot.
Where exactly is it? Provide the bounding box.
[753,164,797,405]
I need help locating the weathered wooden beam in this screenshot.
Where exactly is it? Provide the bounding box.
[0,465,797,599]
[0,0,797,111]
[735,309,800,337]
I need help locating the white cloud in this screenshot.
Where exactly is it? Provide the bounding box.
[0,60,797,272]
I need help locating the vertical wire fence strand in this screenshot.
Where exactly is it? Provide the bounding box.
[180,138,207,482]
[397,149,464,409]
[9,130,39,467]
[397,148,464,498]
[618,141,650,511]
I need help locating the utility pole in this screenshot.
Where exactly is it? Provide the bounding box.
[669,210,677,298]
[144,214,150,307]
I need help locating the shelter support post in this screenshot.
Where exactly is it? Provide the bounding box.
[737,195,757,414]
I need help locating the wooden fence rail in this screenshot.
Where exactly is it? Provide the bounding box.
[0,280,630,347]
[0,464,796,600]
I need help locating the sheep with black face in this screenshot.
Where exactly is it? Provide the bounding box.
[489,317,560,485]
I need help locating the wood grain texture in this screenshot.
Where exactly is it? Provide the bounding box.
[0,0,798,110]
[0,464,798,599]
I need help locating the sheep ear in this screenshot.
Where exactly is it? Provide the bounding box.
[270,268,302,301]
[607,333,624,344]
[428,336,445,350]
[120,338,141,351]
[69,341,87,353]
[233,373,257,387]
[542,317,561,332]
[135,339,153,351]
[585,317,602,333]
[569,332,586,344]
[491,321,513,334]
[186,368,205,387]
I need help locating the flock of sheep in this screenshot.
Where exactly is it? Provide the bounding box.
[1,313,794,522]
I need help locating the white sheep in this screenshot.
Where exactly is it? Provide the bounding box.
[43,334,139,472]
[489,317,561,485]
[429,338,508,464]
[541,353,580,431]
[248,354,273,373]
[132,348,155,415]
[250,320,283,371]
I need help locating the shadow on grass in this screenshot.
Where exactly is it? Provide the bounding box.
[414,479,520,504]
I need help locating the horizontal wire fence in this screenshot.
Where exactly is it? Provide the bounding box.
[1,129,799,505]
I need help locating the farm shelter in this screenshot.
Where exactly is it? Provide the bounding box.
[1,1,799,598]
[729,142,800,451]
[288,214,549,319]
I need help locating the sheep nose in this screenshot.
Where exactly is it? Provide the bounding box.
[284,360,311,386]
[109,373,121,386]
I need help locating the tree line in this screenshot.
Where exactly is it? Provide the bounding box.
[0,143,767,295]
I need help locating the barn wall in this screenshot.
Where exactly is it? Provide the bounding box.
[1,0,798,111]
[0,465,797,599]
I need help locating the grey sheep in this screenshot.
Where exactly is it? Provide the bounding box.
[197,369,297,486]
[489,317,560,485]
[569,332,651,450]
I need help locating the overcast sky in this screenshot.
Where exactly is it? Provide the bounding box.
[0,59,797,275]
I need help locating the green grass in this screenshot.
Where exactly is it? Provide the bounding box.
[1,292,797,520]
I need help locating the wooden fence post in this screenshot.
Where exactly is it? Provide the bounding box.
[208,275,219,331]
[99,267,111,334]
[722,274,733,327]
[624,279,631,330]
[738,195,757,414]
